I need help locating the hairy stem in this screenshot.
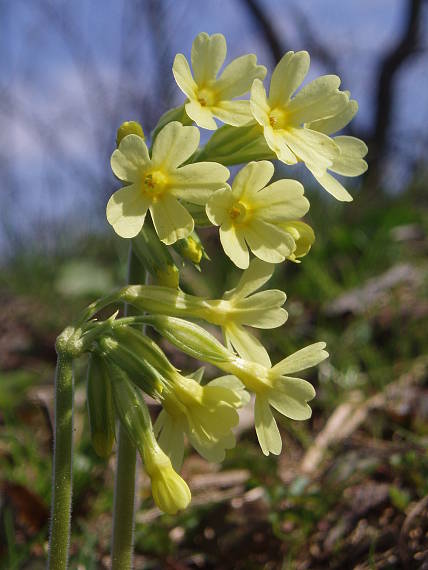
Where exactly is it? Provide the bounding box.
[111,245,145,570]
[48,353,74,570]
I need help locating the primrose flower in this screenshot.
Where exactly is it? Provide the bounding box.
[306,96,368,201]
[280,221,315,263]
[156,371,242,469]
[107,121,229,243]
[225,342,329,456]
[173,32,266,130]
[206,160,309,268]
[250,51,364,200]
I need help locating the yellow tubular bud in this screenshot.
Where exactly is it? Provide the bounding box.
[86,353,116,458]
[109,363,191,514]
[116,121,144,147]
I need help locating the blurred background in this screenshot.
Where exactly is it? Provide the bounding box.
[1,0,428,568]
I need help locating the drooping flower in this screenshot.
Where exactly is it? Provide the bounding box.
[107,121,229,243]
[306,97,368,200]
[173,32,266,130]
[206,160,309,268]
[155,371,242,469]
[250,51,367,201]
[224,342,328,455]
[279,221,315,263]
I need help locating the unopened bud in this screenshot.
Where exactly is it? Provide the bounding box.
[173,231,208,266]
[116,121,144,147]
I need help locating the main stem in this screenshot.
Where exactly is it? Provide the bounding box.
[48,352,74,570]
[111,245,145,570]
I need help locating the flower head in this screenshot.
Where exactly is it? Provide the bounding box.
[250,51,366,200]
[225,342,329,456]
[173,32,266,130]
[107,121,229,243]
[206,160,309,268]
[155,371,242,469]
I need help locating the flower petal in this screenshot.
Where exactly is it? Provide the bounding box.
[281,127,339,175]
[212,100,253,127]
[254,396,282,456]
[224,257,274,300]
[287,75,348,125]
[272,342,328,375]
[106,184,150,238]
[151,121,200,169]
[209,375,250,406]
[268,376,315,420]
[234,290,288,328]
[309,168,353,201]
[268,50,310,107]
[220,221,249,269]
[172,53,198,99]
[215,54,266,99]
[253,179,309,221]
[185,100,218,130]
[111,134,150,182]
[206,187,235,225]
[191,32,226,84]
[244,219,294,263]
[250,79,270,127]
[308,99,358,135]
[225,322,272,368]
[232,160,274,201]
[150,194,194,245]
[155,411,186,471]
[330,136,368,177]
[169,162,230,205]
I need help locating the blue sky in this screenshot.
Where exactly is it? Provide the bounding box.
[1,0,427,254]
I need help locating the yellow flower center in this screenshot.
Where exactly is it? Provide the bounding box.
[142,170,168,199]
[197,87,216,107]
[269,108,289,130]
[228,201,250,224]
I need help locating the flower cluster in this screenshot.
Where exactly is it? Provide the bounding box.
[94,31,366,515]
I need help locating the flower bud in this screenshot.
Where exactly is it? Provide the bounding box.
[116,121,144,147]
[280,221,315,262]
[133,226,180,288]
[109,363,190,514]
[96,335,164,398]
[143,315,234,364]
[172,231,207,266]
[86,353,115,458]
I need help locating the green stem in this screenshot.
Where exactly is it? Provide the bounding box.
[111,245,145,570]
[48,353,74,570]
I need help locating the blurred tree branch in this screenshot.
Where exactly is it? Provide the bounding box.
[368,0,426,183]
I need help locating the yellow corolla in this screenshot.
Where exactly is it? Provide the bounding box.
[225,342,328,456]
[107,121,229,243]
[155,372,242,469]
[206,160,309,268]
[250,51,367,201]
[173,32,266,130]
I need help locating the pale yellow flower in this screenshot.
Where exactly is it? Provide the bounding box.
[173,32,266,130]
[206,160,309,268]
[107,121,229,243]
[225,342,328,455]
[250,51,367,201]
[155,371,242,469]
